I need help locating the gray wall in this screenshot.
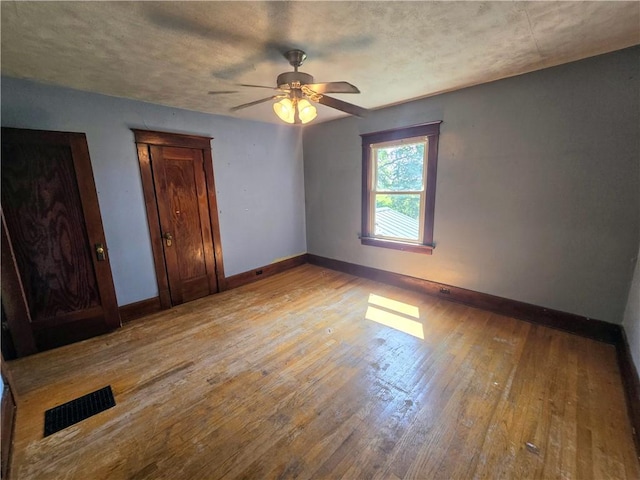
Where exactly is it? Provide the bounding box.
[2,77,306,306]
[303,47,639,324]
[623,245,640,372]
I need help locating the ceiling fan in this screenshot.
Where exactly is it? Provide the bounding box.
[210,49,368,125]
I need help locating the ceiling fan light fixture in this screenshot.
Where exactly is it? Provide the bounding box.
[273,97,317,125]
[273,98,295,124]
[297,99,317,124]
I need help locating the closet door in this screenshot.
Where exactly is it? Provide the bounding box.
[1,127,120,353]
[133,129,225,308]
[149,144,219,305]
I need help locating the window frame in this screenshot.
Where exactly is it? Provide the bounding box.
[361,122,441,255]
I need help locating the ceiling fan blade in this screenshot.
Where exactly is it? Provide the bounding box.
[305,82,360,94]
[208,90,239,95]
[230,95,284,112]
[239,84,282,90]
[316,95,368,118]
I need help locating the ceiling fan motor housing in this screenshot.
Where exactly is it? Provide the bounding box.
[277,71,314,89]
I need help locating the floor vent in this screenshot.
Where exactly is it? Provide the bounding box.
[44,386,115,437]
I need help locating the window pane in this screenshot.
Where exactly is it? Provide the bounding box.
[375,142,424,191]
[374,194,420,240]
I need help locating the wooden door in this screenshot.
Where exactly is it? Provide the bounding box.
[134,130,225,307]
[1,128,120,353]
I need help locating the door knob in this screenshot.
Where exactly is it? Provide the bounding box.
[163,232,173,247]
[95,243,106,261]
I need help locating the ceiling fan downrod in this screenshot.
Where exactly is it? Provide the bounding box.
[284,49,307,71]
[277,49,314,88]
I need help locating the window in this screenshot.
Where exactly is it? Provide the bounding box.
[361,122,441,254]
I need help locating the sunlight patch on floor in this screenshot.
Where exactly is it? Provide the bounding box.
[366,294,424,339]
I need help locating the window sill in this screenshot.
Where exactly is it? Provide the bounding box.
[361,237,434,255]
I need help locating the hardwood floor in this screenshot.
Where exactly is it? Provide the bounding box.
[6,264,639,479]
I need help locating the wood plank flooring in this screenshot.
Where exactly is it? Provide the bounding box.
[5,264,639,479]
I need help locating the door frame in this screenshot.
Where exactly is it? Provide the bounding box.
[132,129,226,309]
[1,353,17,479]
[0,210,38,357]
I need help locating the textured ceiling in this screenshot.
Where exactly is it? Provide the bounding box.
[2,1,639,125]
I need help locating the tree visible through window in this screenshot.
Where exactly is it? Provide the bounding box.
[361,122,441,254]
[373,139,425,241]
